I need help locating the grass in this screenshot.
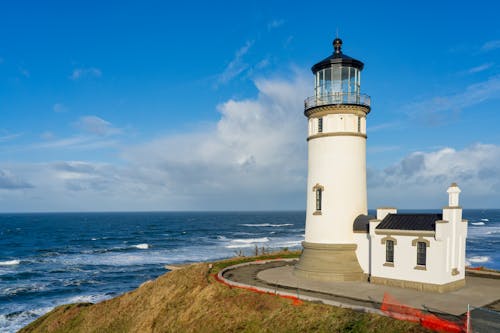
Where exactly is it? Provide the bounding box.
[20,252,430,333]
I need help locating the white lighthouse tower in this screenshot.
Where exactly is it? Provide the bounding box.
[295,38,370,281]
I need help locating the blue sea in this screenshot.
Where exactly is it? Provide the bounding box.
[1,210,499,332]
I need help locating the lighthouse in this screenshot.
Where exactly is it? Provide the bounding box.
[295,38,370,281]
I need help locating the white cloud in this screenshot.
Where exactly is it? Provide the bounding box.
[75,116,121,136]
[53,103,67,113]
[33,136,117,150]
[1,70,499,211]
[268,19,285,30]
[216,41,254,85]
[0,169,33,190]
[466,62,494,74]
[0,72,310,211]
[368,144,500,208]
[70,67,102,80]
[40,131,55,140]
[481,40,500,52]
[121,72,310,207]
[406,75,500,125]
[0,133,23,143]
[19,68,30,78]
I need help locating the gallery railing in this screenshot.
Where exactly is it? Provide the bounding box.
[304,92,371,110]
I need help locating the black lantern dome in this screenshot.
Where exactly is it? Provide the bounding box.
[311,38,364,73]
[304,37,370,111]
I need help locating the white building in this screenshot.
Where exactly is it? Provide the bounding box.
[295,38,468,292]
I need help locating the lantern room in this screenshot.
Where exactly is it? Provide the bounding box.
[305,38,370,110]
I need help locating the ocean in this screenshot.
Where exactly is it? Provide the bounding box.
[1,210,498,332]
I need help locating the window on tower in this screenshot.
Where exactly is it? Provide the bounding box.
[357,116,361,133]
[312,184,324,215]
[315,189,322,211]
[318,118,323,133]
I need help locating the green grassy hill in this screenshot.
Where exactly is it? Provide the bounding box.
[20,253,429,332]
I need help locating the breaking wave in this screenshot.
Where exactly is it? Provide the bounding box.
[132,244,149,250]
[0,260,20,266]
[240,223,293,227]
[467,256,490,263]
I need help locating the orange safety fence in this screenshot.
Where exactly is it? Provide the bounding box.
[213,272,303,306]
[381,293,467,333]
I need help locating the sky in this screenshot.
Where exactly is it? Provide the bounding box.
[1,0,500,212]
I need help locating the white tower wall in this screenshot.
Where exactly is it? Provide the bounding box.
[305,135,367,244]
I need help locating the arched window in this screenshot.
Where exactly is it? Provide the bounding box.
[312,184,324,215]
[412,237,430,269]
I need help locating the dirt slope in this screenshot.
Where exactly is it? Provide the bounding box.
[20,255,429,333]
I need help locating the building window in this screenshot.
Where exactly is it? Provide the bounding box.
[312,184,324,215]
[318,117,323,133]
[357,116,361,132]
[417,241,426,266]
[315,188,322,211]
[386,240,394,263]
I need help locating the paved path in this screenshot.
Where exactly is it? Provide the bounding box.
[222,259,500,317]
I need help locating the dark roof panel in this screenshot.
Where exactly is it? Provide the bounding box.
[311,38,364,73]
[353,214,376,232]
[376,214,442,231]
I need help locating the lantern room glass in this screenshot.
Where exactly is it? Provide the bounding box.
[314,66,360,103]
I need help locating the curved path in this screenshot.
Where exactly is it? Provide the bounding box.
[218,259,385,315]
[218,259,500,319]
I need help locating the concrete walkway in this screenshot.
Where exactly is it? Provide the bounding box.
[222,259,500,317]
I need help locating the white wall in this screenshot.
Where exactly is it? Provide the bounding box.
[305,135,367,244]
[354,233,370,273]
[370,215,467,285]
[308,114,365,136]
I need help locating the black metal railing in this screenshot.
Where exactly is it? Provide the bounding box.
[304,92,371,110]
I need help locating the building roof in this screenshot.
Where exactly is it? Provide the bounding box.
[353,214,376,233]
[311,38,364,73]
[376,213,442,231]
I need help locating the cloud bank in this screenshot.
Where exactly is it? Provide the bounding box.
[1,72,499,211]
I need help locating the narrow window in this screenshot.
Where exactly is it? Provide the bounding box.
[318,117,323,133]
[417,242,426,266]
[357,116,361,133]
[386,240,394,263]
[315,189,322,211]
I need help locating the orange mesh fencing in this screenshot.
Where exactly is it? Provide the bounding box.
[381,292,466,333]
[214,272,303,306]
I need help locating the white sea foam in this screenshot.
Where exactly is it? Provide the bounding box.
[64,293,110,304]
[232,237,269,243]
[0,306,53,333]
[471,222,485,226]
[225,244,253,249]
[0,260,20,266]
[468,256,490,263]
[225,237,270,249]
[481,218,489,222]
[217,235,228,241]
[240,223,293,227]
[132,243,149,250]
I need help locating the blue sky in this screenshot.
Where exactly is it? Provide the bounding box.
[1,0,500,211]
